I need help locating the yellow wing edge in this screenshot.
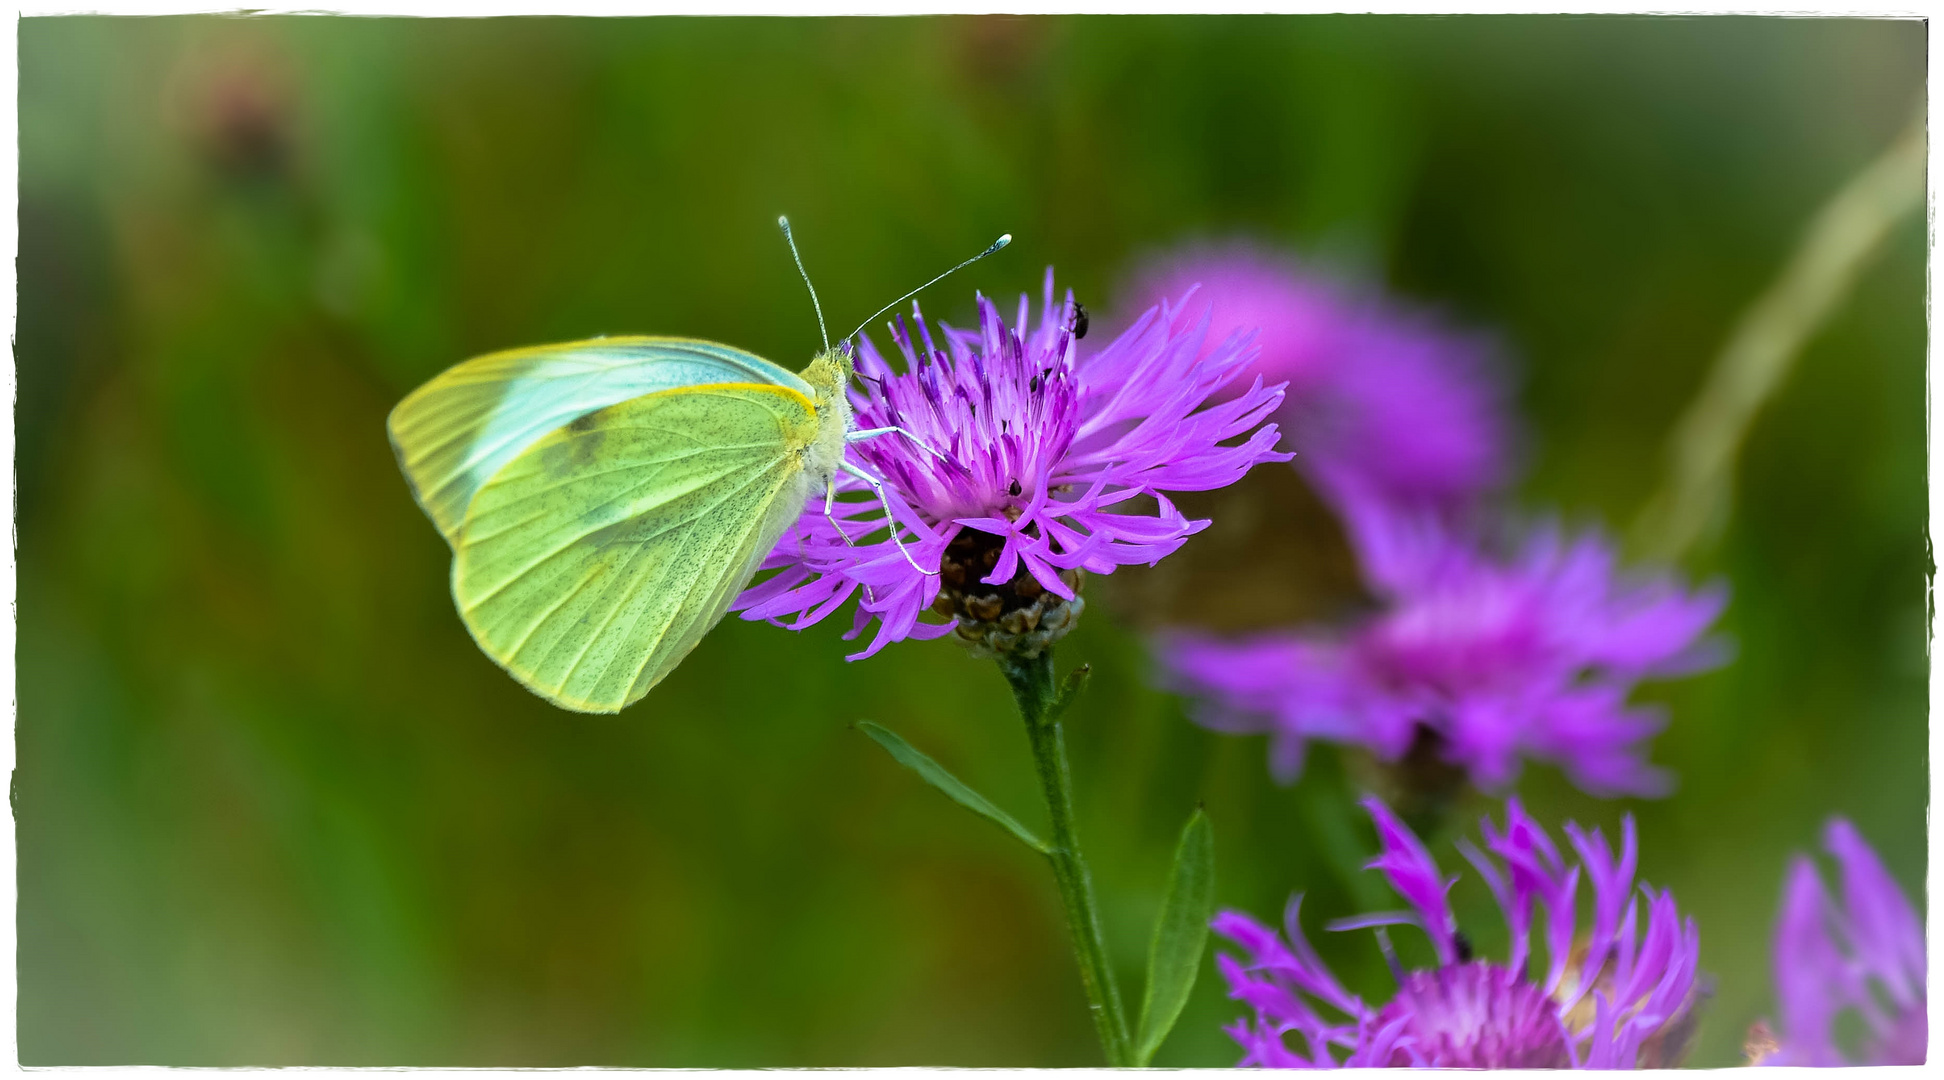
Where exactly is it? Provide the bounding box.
[385,330,821,543]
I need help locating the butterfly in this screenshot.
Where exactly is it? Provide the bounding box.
[389,219,1007,713]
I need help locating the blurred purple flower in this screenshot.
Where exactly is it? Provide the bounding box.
[1215,797,1702,1068]
[1122,242,1512,510]
[1161,492,1727,796]
[1757,818,1925,1066]
[735,269,1291,658]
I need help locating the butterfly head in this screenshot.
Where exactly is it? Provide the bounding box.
[802,345,855,406]
[800,346,856,493]
[801,347,858,467]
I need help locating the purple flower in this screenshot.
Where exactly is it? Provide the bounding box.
[1757,818,1925,1066]
[1161,490,1727,796]
[1215,797,1702,1068]
[734,269,1291,658]
[1122,242,1512,510]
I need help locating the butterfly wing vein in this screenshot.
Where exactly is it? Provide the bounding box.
[452,383,819,713]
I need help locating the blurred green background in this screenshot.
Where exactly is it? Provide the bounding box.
[16,14,1926,1067]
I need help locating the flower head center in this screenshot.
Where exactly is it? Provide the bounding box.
[1376,962,1575,1069]
[848,305,1080,526]
[1365,576,1546,694]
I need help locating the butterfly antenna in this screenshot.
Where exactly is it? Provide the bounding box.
[843,232,1012,344]
[778,215,831,353]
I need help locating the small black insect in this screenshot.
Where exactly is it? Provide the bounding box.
[1069,302,1089,340]
[1453,929,1475,964]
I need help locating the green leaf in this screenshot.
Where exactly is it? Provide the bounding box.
[1134,806,1216,1065]
[854,721,1049,854]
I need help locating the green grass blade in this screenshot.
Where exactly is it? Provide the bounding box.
[854,721,1049,854]
[1134,807,1216,1065]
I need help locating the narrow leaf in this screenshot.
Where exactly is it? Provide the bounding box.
[855,721,1049,854]
[1135,806,1216,1065]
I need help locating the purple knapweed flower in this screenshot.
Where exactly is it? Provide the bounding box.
[1122,242,1511,511]
[1753,818,1925,1066]
[1215,797,1702,1068]
[734,269,1291,658]
[1161,490,1727,796]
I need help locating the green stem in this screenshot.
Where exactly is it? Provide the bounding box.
[998,650,1132,1067]
[1631,101,1923,562]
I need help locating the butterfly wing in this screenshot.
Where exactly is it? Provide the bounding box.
[389,336,812,542]
[451,381,821,713]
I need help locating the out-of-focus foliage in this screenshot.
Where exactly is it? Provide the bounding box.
[16,14,1924,1067]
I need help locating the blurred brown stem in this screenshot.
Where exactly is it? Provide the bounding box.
[1632,104,1925,562]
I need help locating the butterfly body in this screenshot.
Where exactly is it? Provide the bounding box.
[390,338,855,713]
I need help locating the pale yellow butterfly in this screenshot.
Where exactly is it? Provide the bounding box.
[389,220,1008,712]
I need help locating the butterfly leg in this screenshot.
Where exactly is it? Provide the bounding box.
[822,474,881,606]
[820,476,868,555]
[839,460,938,576]
[846,425,948,463]
[823,473,844,524]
